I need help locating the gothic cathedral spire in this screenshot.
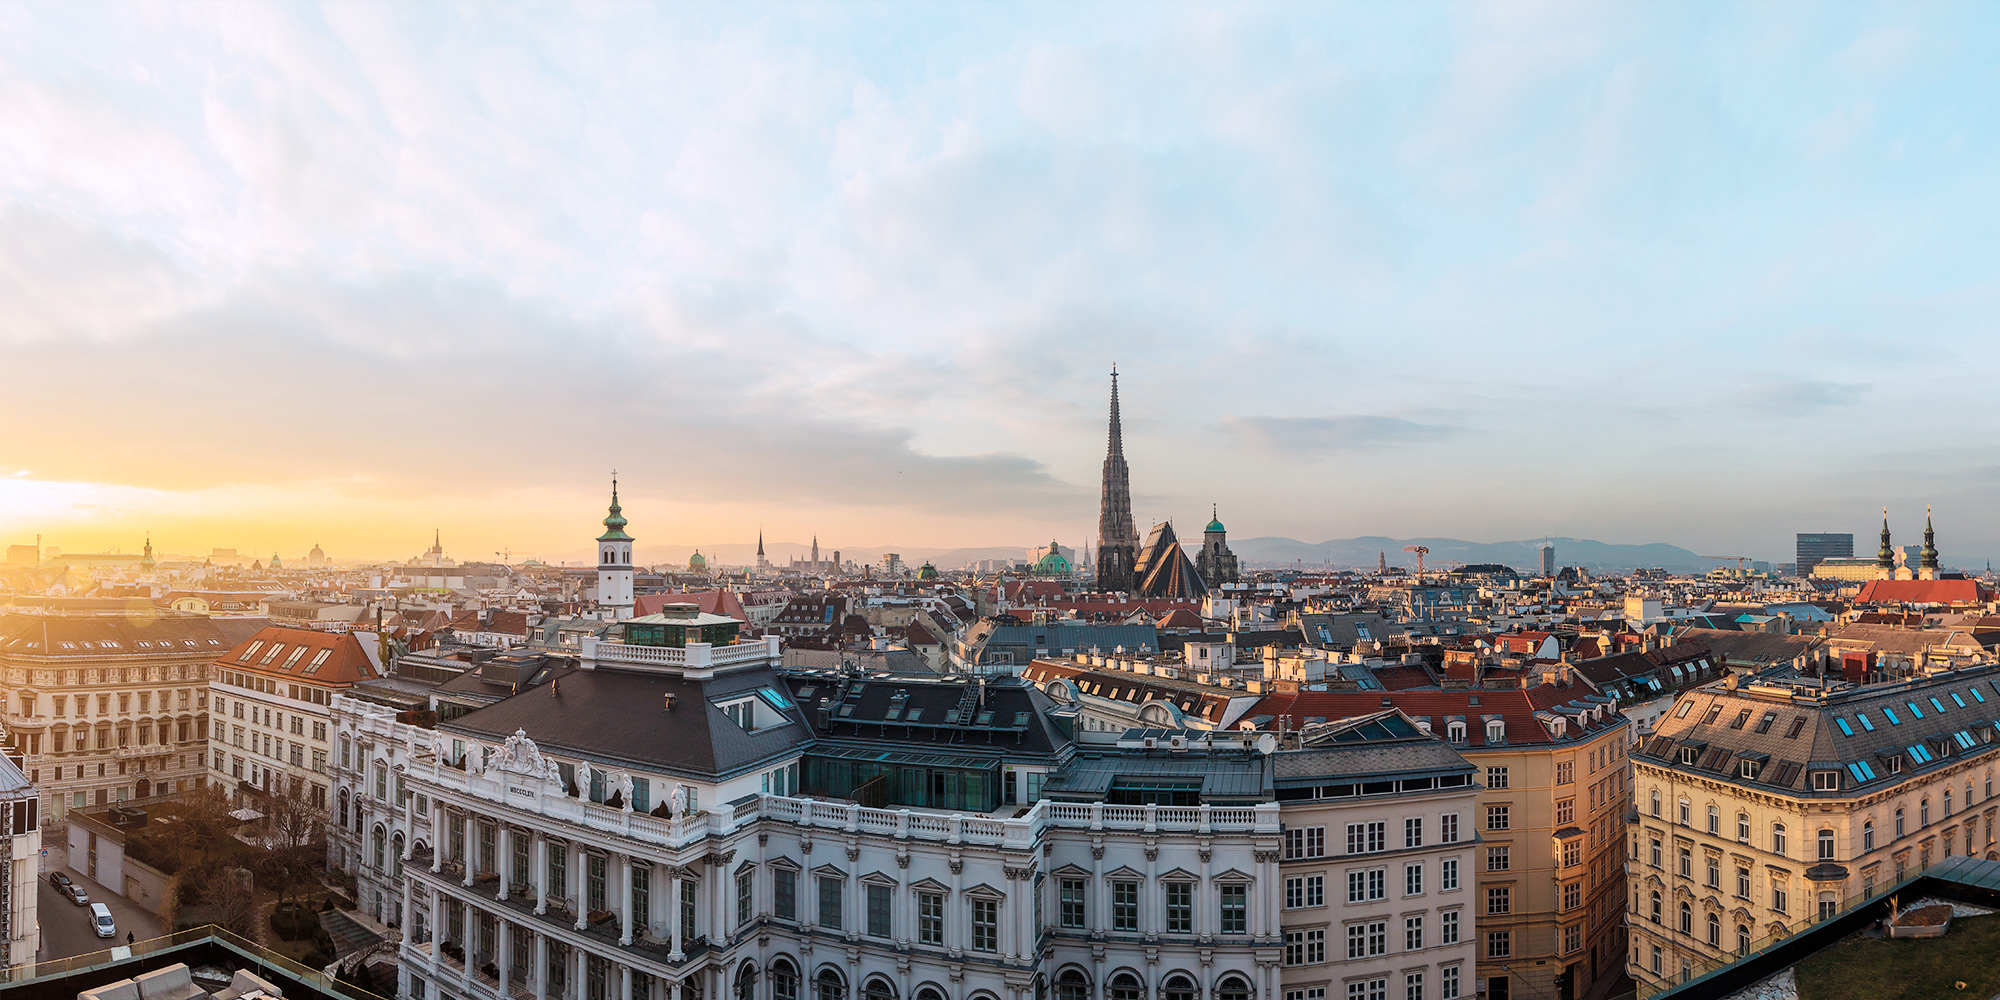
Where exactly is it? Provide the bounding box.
[1096,367,1139,592]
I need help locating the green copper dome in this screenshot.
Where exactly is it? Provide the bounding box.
[688,550,707,569]
[1206,504,1225,533]
[598,479,632,542]
[917,561,938,580]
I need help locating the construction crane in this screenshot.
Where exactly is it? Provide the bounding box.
[1403,545,1430,576]
[1702,555,1751,570]
[495,549,513,565]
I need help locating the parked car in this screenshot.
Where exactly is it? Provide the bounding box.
[48,871,71,890]
[66,883,89,906]
[91,902,115,939]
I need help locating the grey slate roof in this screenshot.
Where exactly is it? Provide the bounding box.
[1040,749,1271,803]
[1640,665,2000,797]
[440,665,810,781]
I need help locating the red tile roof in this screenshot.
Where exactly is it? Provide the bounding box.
[634,591,748,621]
[219,627,376,685]
[1854,579,1990,606]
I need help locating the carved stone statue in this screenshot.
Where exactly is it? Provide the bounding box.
[670,785,688,819]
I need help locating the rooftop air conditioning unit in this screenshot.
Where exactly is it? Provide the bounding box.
[1169,735,1189,751]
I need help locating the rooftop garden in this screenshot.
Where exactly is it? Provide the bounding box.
[1796,905,2000,1000]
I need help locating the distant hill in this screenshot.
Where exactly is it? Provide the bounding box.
[1232,535,1711,574]
[631,543,1032,571]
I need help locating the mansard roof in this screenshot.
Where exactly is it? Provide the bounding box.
[440,664,810,780]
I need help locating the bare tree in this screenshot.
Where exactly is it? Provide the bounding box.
[265,781,327,852]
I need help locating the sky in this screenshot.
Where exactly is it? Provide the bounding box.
[3,1,1999,567]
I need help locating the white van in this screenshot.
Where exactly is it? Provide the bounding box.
[90,902,115,939]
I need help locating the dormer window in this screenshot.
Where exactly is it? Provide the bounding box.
[1739,759,1762,780]
[1486,720,1506,744]
[1447,721,1467,744]
[1680,747,1699,767]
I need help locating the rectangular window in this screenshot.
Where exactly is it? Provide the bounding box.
[917,891,944,945]
[1442,967,1460,1000]
[774,869,796,921]
[1486,930,1511,958]
[1556,760,1573,784]
[1347,868,1386,902]
[1487,805,1510,831]
[1059,878,1086,928]
[1405,816,1423,848]
[866,883,891,937]
[679,878,699,941]
[735,870,754,927]
[1285,930,1327,966]
[1287,826,1327,859]
[1405,863,1424,896]
[1488,846,1510,872]
[970,898,997,951]
[817,875,842,930]
[1441,910,1460,944]
[1287,875,1325,908]
[1405,915,1425,950]
[1487,886,1511,915]
[1556,797,1574,825]
[1220,884,1247,934]
[1165,882,1192,933]
[1563,881,1582,911]
[1346,821,1387,854]
[1441,858,1459,891]
[1440,812,1460,843]
[1113,880,1139,932]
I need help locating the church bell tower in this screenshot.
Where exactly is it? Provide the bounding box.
[597,476,635,620]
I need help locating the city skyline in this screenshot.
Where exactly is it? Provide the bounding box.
[6,3,2000,561]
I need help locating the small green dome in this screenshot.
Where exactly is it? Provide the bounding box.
[1206,517,1225,533]
[688,550,707,569]
[918,561,939,580]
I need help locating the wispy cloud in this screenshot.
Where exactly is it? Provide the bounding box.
[1223,415,1457,457]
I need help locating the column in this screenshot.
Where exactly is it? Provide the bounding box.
[533,933,549,1000]
[1197,850,1212,939]
[1092,845,1106,932]
[460,900,475,990]
[401,886,415,941]
[464,812,477,886]
[431,799,447,872]
[620,966,633,1000]
[667,869,684,962]
[573,947,588,1000]
[497,920,512,998]
[498,825,513,900]
[620,854,636,946]
[573,849,589,930]
[535,833,549,915]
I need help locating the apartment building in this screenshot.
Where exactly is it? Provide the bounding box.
[1273,712,1481,1000]
[329,693,438,928]
[209,627,378,812]
[1629,666,2000,993]
[0,751,39,981]
[0,606,223,825]
[1256,682,1633,1000]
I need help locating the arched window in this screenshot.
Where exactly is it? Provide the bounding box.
[371,826,386,870]
[1922,799,1931,826]
[1737,812,1751,842]
[770,960,799,1000]
[816,968,846,1000]
[391,832,405,877]
[1707,912,1721,946]
[1447,721,1467,744]
[1818,829,1836,861]
[1649,891,1662,924]
[1946,790,1955,816]
[1863,820,1875,851]
[1737,923,1752,954]
[1650,789,1662,817]
[1707,804,1720,834]
[1679,797,1691,825]
[1163,975,1196,1000]
[1772,823,1787,854]
[1897,808,1907,837]
[1110,974,1143,1000]
[1216,976,1252,1000]
[862,978,895,1000]
[1486,719,1506,743]
[1679,902,1693,935]
[915,989,948,1000]
[735,963,758,1000]
[336,788,350,829]
[1055,970,1090,1000]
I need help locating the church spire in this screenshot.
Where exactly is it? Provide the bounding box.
[1922,505,1939,572]
[1096,366,1139,592]
[598,475,631,541]
[1877,508,1895,573]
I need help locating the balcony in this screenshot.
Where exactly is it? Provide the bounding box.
[578,635,779,672]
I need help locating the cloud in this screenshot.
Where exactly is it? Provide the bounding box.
[1738,379,1871,414]
[1223,415,1457,457]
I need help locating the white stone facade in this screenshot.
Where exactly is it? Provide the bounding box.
[391,726,1283,1000]
[329,694,436,928]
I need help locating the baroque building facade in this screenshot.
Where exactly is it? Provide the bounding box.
[1628,665,2000,993]
[0,606,222,826]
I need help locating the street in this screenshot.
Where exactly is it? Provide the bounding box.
[37,843,164,963]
